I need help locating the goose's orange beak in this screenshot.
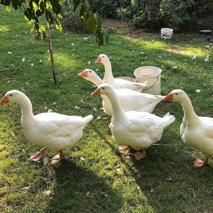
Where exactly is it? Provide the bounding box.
[163,94,173,101]
[91,88,100,96]
[78,70,88,78]
[0,96,9,105]
[95,56,101,64]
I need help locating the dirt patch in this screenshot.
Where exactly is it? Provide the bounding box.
[103,18,159,39]
[103,18,213,42]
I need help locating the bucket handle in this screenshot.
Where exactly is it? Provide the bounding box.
[143,76,160,91]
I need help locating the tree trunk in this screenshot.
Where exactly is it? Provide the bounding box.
[47,26,57,85]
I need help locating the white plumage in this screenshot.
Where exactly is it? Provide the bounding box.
[0,90,93,163]
[79,69,162,116]
[95,53,147,92]
[164,89,213,167]
[92,84,175,159]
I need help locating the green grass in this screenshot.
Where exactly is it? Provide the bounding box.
[0,6,213,213]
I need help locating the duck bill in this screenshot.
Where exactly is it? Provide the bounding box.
[78,70,88,78]
[91,88,100,96]
[163,94,173,101]
[0,96,9,105]
[95,56,101,64]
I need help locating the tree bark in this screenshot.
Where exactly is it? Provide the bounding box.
[47,26,57,85]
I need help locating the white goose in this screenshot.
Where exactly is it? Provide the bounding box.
[92,84,175,160]
[164,89,213,167]
[95,53,147,91]
[79,69,163,116]
[0,90,93,165]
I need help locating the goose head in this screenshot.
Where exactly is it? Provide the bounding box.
[78,69,94,80]
[95,54,109,65]
[0,90,26,105]
[78,69,103,87]
[91,83,113,97]
[164,89,188,103]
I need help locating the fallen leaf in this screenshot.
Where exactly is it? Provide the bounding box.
[11,131,15,137]
[21,186,30,193]
[43,190,52,196]
[204,56,209,62]
[80,157,85,161]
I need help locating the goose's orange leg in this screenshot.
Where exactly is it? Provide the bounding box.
[50,151,64,166]
[30,147,47,161]
[193,157,209,168]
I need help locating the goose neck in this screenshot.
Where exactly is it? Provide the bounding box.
[91,75,103,87]
[20,96,34,125]
[106,89,126,121]
[103,59,114,83]
[180,95,199,124]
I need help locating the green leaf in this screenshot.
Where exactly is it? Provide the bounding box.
[24,8,35,21]
[46,1,52,10]
[45,9,54,25]
[79,3,105,46]
[32,1,38,11]
[56,23,62,31]
[73,0,81,12]
[49,0,61,14]
[39,24,46,32]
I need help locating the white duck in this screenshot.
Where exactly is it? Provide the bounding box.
[92,84,175,160]
[164,89,213,167]
[0,90,93,165]
[95,53,147,91]
[79,69,163,116]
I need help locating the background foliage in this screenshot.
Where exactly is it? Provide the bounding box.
[0,0,105,45]
[88,0,213,31]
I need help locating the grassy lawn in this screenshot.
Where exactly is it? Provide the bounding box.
[0,7,213,212]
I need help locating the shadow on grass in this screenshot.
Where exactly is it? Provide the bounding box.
[130,145,213,212]
[47,159,123,212]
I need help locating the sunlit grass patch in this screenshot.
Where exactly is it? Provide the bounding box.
[0,25,10,32]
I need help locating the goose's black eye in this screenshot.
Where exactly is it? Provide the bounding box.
[175,93,178,95]
[9,94,13,97]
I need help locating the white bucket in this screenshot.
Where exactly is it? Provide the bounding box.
[134,66,162,95]
[160,28,173,39]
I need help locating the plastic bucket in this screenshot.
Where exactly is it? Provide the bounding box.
[160,28,173,39]
[134,66,162,95]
